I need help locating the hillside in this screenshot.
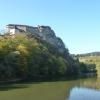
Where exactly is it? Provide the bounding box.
[76,52,100,77]
[0,25,97,81]
[0,33,82,81]
[6,24,68,55]
[79,56,100,77]
[76,52,100,57]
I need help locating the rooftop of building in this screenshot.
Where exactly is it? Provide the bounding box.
[6,24,50,29]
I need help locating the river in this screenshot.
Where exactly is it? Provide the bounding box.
[67,77,100,100]
[0,77,100,100]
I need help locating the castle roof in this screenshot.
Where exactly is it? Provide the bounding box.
[6,24,35,28]
[6,24,50,29]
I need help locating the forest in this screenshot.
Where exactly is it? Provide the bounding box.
[0,34,97,82]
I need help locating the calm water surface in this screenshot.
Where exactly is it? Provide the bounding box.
[0,78,100,100]
[67,78,100,100]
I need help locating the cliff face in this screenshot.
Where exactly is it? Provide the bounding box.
[28,26,67,54]
[7,24,68,55]
[2,24,81,81]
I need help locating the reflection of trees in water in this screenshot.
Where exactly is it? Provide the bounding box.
[79,78,100,90]
[66,79,85,100]
[67,78,100,100]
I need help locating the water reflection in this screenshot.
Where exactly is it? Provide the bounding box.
[79,78,100,89]
[68,87,100,100]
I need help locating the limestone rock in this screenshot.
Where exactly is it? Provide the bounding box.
[6,24,68,54]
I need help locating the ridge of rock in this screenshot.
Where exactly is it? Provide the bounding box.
[6,24,68,55]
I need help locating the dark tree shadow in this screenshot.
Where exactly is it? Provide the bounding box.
[0,84,29,91]
[0,79,42,91]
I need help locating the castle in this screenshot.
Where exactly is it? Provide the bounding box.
[6,24,67,54]
[6,24,49,35]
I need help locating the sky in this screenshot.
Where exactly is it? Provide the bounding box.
[0,0,100,54]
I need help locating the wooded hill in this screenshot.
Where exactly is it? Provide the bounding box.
[0,34,97,82]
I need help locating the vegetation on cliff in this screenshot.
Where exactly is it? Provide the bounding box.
[0,34,97,81]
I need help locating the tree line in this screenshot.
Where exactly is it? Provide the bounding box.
[0,34,97,82]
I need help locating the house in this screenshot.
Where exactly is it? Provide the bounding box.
[6,24,28,35]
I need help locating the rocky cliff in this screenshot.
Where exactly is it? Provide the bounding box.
[28,26,68,54]
[7,24,68,55]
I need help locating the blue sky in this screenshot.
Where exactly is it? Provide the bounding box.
[0,0,100,54]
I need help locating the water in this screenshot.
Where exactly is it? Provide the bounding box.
[68,87,100,100]
[0,77,100,100]
[67,78,100,100]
